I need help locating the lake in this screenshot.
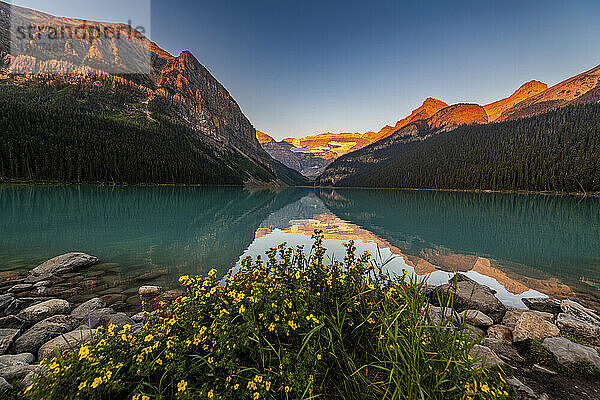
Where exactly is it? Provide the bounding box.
[1,185,599,309]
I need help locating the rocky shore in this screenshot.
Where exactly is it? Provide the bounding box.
[0,253,598,399]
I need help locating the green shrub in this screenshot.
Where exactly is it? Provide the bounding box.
[22,231,510,399]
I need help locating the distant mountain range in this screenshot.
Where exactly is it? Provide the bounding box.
[262,65,600,185]
[0,1,307,186]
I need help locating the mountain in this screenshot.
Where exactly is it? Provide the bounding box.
[318,103,488,185]
[258,98,448,178]
[483,80,547,122]
[318,102,600,192]
[368,97,448,140]
[256,131,331,180]
[0,1,304,185]
[498,64,600,121]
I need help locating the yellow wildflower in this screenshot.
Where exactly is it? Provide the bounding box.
[177,380,187,392]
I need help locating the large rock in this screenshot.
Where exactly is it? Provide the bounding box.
[13,315,79,354]
[0,294,14,310]
[459,310,493,327]
[481,338,525,364]
[522,297,562,315]
[0,376,11,394]
[30,253,98,277]
[435,279,506,323]
[5,297,49,315]
[468,344,503,368]
[0,329,20,354]
[7,283,33,294]
[138,285,160,296]
[502,309,554,331]
[0,353,35,367]
[17,299,71,323]
[0,315,26,330]
[423,305,457,327]
[511,312,559,342]
[38,326,96,361]
[556,313,600,345]
[93,312,134,329]
[70,298,106,320]
[487,324,513,342]
[541,336,600,368]
[0,364,36,380]
[81,307,116,328]
[560,300,600,325]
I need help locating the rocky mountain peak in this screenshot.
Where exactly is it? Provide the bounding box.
[429,104,488,130]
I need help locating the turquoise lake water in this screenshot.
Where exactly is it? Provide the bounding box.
[1,185,599,308]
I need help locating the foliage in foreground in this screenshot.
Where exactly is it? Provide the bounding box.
[22,232,510,399]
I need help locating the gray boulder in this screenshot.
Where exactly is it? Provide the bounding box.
[7,283,33,294]
[5,297,48,315]
[522,297,562,315]
[0,329,20,354]
[435,279,506,323]
[81,307,116,328]
[138,285,160,296]
[0,376,11,394]
[511,311,559,342]
[481,338,525,364]
[542,336,600,368]
[556,313,600,345]
[13,315,79,354]
[423,305,457,327]
[502,309,554,331]
[0,353,35,367]
[0,315,26,330]
[459,309,493,327]
[30,252,98,277]
[0,294,14,310]
[0,364,36,380]
[97,312,134,329]
[70,298,106,320]
[487,324,512,342]
[38,326,96,361]
[560,300,600,325]
[468,344,504,368]
[17,299,70,323]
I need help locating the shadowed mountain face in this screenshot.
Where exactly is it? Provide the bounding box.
[256,98,449,179]
[0,1,307,185]
[257,131,333,179]
[318,103,488,185]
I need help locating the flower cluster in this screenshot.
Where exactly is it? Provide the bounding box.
[22,231,509,400]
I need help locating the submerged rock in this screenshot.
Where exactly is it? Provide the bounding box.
[30,253,98,277]
[541,336,600,368]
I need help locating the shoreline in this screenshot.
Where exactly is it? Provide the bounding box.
[2,180,599,197]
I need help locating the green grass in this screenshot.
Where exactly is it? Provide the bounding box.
[17,232,511,400]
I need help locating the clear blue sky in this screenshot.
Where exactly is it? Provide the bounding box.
[12,0,600,140]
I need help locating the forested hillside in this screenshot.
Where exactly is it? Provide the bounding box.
[0,76,308,185]
[319,103,600,193]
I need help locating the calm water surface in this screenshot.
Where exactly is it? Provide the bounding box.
[1,185,599,308]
